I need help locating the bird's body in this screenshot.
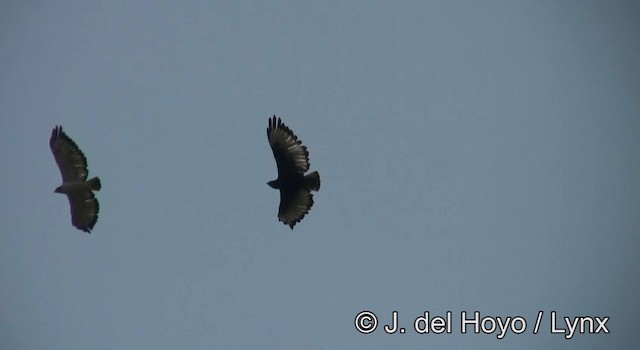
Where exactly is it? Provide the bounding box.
[50,126,101,233]
[55,177,101,195]
[267,171,320,192]
[267,116,320,229]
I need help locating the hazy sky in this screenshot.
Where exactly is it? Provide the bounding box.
[1,1,639,349]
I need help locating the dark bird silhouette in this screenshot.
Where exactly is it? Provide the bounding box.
[50,126,101,233]
[267,116,320,229]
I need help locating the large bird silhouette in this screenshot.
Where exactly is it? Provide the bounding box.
[266,116,320,229]
[50,126,101,233]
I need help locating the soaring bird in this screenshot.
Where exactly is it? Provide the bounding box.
[267,116,320,229]
[50,126,101,233]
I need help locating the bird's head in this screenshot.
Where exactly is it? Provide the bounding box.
[54,186,63,194]
[267,180,279,189]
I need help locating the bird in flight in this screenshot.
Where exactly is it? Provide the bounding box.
[266,116,320,229]
[50,126,102,233]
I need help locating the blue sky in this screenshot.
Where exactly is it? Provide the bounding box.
[1,1,639,349]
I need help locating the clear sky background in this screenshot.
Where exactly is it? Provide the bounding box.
[1,1,639,349]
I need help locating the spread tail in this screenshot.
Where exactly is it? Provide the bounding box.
[87,177,101,191]
[304,171,320,191]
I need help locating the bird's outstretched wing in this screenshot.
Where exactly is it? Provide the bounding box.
[267,116,310,177]
[68,190,99,233]
[278,187,314,229]
[50,126,89,182]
